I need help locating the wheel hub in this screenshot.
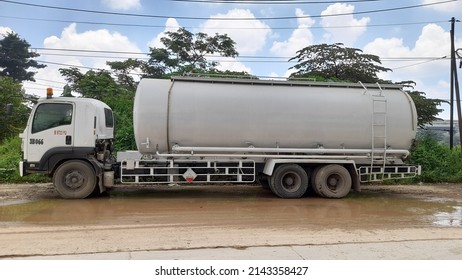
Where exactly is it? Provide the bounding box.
[282,173,300,192]
[64,171,84,189]
[327,175,340,190]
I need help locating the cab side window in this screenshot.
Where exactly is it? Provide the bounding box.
[104,108,114,128]
[32,103,73,134]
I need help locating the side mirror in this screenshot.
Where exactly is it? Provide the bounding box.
[6,104,13,115]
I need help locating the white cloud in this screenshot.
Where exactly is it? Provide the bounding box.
[148,18,180,48]
[321,3,370,46]
[270,8,315,57]
[200,9,271,56]
[214,57,252,74]
[43,23,140,68]
[26,23,141,97]
[0,26,13,37]
[422,0,462,12]
[363,23,453,83]
[363,23,462,119]
[101,0,141,10]
[44,23,140,53]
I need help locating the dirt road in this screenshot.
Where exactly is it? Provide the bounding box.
[0,183,461,259]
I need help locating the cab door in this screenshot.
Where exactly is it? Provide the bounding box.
[26,102,75,163]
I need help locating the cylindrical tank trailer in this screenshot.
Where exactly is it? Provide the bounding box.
[134,77,417,155]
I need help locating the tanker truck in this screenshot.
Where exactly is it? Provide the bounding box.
[19,76,421,199]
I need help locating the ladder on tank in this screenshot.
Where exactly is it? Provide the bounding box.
[369,84,388,181]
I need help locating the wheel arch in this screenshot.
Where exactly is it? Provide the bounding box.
[263,159,358,176]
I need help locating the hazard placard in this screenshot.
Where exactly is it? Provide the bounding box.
[183,168,197,182]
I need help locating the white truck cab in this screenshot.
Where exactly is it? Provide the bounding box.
[19,90,114,198]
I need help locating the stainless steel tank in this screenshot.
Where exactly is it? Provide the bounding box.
[133,77,417,154]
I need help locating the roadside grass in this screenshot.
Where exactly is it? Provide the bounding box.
[0,136,49,183]
[407,136,462,183]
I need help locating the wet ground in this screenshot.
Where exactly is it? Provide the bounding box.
[0,183,461,259]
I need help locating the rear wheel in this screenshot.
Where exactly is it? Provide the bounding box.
[269,164,308,198]
[53,160,97,199]
[313,164,351,198]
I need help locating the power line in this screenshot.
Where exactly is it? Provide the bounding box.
[34,48,148,56]
[34,78,67,85]
[32,48,449,65]
[33,47,452,62]
[391,56,448,70]
[40,47,452,59]
[0,14,448,30]
[23,86,62,91]
[0,0,457,21]
[172,0,383,4]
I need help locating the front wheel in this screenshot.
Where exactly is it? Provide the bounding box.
[269,164,308,198]
[313,164,352,198]
[53,160,97,199]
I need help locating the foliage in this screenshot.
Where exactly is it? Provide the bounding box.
[395,81,445,128]
[59,67,128,100]
[408,136,462,183]
[0,77,31,142]
[0,136,48,183]
[289,43,391,83]
[0,32,46,82]
[145,27,239,77]
[61,84,74,97]
[178,69,256,79]
[103,93,136,152]
[407,90,445,128]
[106,58,145,91]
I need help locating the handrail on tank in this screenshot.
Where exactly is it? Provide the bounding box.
[170,145,410,157]
[171,76,403,90]
[155,150,374,160]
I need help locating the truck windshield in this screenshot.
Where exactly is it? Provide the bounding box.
[32,103,73,133]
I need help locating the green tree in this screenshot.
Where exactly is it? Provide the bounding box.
[59,67,126,100]
[289,43,391,83]
[408,90,444,128]
[398,81,445,128]
[107,58,144,91]
[0,32,46,82]
[61,84,74,97]
[0,77,30,142]
[146,27,239,77]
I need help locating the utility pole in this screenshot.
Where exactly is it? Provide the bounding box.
[449,17,461,150]
[450,17,455,149]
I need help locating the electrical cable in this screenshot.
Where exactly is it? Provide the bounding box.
[0,0,457,21]
[0,14,448,30]
[172,0,384,4]
[33,47,452,62]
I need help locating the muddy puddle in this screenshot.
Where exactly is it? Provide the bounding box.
[0,185,461,229]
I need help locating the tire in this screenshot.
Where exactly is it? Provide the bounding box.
[53,160,97,199]
[313,164,352,198]
[269,164,308,198]
[310,166,322,197]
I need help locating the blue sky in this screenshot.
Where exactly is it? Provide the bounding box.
[1,0,462,119]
